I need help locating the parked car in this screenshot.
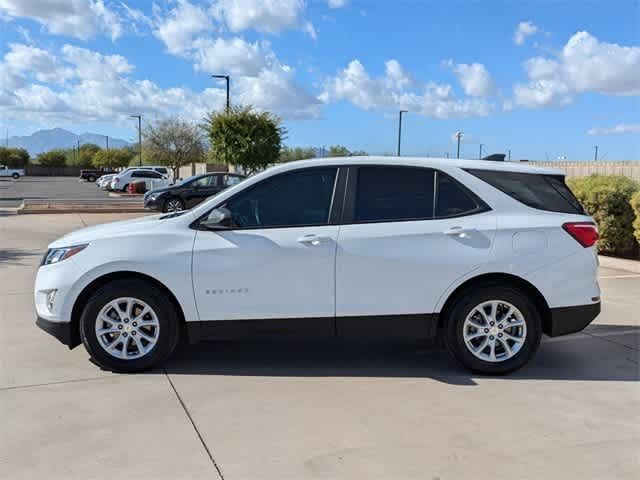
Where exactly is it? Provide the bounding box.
[35,156,600,374]
[144,172,246,212]
[96,173,117,189]
[79,168,116,182]
[0,165,25,179]
[110,169,170,192]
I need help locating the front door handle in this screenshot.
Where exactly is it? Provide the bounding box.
[297,234,331,246]
[444,226,474,238]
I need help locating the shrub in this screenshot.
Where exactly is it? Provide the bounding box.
[0,147,30,167]
[36,150,67,167]
[93,148,135,168]
[567,175,640,257]
[631,191,640,246]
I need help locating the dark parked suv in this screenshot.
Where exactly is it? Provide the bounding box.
[144,172,246,212]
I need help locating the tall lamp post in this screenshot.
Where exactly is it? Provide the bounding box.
[455,131,463,159]
[212,74,230,112]
[130,115,142,166]
[479,143,484,159]
[397,110,408,156]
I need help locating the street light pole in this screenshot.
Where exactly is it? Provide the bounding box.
[105,135,109,150]
[397,110,407,156]
[479,143,484,159]
[594,145,599,161]
[212,75,230,112]
[508,149,511,161]
[455,131,463,159]
[130,115,142,166]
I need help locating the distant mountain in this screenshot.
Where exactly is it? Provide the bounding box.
[7,128,130,157]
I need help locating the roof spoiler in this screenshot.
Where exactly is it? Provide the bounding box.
[481,153,506,162]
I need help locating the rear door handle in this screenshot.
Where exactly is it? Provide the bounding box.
[297,234,331,246]
[444,226,474,238]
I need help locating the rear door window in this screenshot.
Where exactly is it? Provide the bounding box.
[355,166,435,222]
[466,169,585,214]
[435,172,485,218]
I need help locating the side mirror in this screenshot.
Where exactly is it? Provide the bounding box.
[200,207,233,230]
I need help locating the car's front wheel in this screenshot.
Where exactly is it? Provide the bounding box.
[163,197,185,213]
[444,285,542,375]
[79,279,180,372]
[12,173,20,179]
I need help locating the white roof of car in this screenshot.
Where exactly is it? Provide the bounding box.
[269,156,564,176]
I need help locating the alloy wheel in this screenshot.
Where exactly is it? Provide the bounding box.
[166,199,184,212]
[94,297,160,360]
[462,300,527,363]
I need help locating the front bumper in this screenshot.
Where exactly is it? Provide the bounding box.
[143,196,162,211]
[546,302,601,337]
[36,316,79,349]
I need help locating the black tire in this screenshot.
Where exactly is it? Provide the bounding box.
[163,197,185,213]
[87,175,96,182]
[12,173,19,179]
[79,279,180,373]
[444,284,542,375]
[121,183,129,192]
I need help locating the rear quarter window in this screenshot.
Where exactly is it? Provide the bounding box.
[465,169,585,214]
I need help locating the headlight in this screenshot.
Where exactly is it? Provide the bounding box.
[42,244,88,266]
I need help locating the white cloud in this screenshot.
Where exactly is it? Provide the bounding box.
[328,0,348,8]
[0,42,320,123]
[211,0,305,34]
[191,37,270,76]
[0,0,123,40]
[321,59,493,119]
[587,124,640,135]
[514,21,538,46]
[447,61,495,97]
[0,43,71,89]
[153,0,210,55]
[513,31,640,108]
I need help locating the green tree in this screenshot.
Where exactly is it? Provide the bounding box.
[279,146,317,162]
[68,143,101,168]
[327,145,350,157]
[36,149,67,167]
[205,106,284,174]
[92,148,135,169]
[143,117,205,177]
[0,147,30,167]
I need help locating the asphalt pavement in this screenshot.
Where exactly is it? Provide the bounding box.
[0,176,112,208]
[0,212,638,480]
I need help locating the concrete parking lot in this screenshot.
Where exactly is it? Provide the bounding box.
[0,176,112,208]
[1,212,638,480]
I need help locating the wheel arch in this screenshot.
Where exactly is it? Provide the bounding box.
[69,271,186,348]
[437,272,552,335]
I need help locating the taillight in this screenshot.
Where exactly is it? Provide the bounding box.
[562,222,598,247]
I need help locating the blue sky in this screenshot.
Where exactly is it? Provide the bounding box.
[1,0,638,160]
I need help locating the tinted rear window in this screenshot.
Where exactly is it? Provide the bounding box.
[466,169,584,214]
[355,167,435,222]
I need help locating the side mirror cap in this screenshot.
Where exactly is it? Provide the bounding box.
[200,207,233,230]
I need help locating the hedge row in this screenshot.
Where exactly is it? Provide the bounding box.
[567,175,640,258]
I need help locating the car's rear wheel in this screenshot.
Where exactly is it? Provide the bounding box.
[87,175,96,182]
[79,279,180,372]
[12,172,19,179]
[163,197,185,213]
[444,285,542,375]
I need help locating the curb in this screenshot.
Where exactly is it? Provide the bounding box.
[598,255,640,274]
[16,199,146,215]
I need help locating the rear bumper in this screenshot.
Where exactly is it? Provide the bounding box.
[546,302,601,337]
[36,316,78,349]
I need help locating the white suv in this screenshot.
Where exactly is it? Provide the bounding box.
[35,157,600,374]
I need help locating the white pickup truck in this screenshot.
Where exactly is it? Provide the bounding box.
[0,165,25,179]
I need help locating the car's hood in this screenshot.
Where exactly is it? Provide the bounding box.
[49,214,165,248]
[146,185,174,196]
